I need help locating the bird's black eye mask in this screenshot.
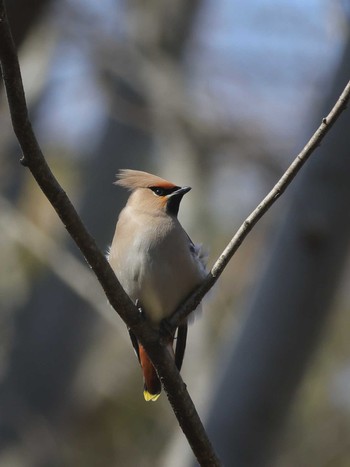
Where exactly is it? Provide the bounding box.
[149,186,180,197]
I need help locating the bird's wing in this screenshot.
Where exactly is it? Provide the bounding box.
[188,234,208,274]
[175,323,188,371]
[128,328,141,363]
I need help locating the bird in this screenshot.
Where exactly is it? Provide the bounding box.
[108,169,206,401]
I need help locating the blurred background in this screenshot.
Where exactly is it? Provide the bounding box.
[0,0,350,466]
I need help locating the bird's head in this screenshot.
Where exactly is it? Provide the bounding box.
[115,169,191,217]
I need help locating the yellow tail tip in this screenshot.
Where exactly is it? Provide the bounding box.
[144,390,161,402]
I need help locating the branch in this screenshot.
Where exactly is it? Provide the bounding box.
[168,79,350,329]
[0,3,221,466]
[1,0,348,462]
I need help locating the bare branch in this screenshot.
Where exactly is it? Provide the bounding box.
[0,3,221,465]
[1,0,348,462]
[168,79,350,329]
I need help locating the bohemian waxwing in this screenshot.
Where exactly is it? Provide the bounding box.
[108,169,206,401]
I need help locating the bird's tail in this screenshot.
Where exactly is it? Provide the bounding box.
[136,325,187,402]
[138,344,162,401]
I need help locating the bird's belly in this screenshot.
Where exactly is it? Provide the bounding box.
[139,267,179,323]
[111,228,204,326]
[137,249,201,325]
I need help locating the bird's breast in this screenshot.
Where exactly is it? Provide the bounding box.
[109,215,204,325]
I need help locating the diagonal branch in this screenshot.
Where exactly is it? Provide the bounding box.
[1,0,348,463]
[0,3,221,466]
[167,79,350,330]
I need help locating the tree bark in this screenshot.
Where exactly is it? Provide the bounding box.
[205,34,350,467]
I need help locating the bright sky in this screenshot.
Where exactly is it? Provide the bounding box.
[36,0,346,154]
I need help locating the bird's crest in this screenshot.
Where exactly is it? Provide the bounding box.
[115,169,176,191]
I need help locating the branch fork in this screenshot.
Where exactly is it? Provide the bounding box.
[1,2,349,465]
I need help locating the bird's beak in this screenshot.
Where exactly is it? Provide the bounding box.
[168,186,191,198]
[165,186,191,216]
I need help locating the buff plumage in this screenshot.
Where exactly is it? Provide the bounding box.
[108,169,206,401]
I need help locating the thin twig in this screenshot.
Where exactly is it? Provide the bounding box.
[0,3,221,466]
[168,80,350,329]
[1,0,348,462]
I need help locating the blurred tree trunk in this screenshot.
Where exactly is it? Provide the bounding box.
[0,3,203,465]
[0,119,152,466]
[6,0,51,49]
[0,19,153,467]
[204,34,350,467]
[2,0,52,199]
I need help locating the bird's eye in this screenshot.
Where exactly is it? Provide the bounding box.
[150,187,166,196]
